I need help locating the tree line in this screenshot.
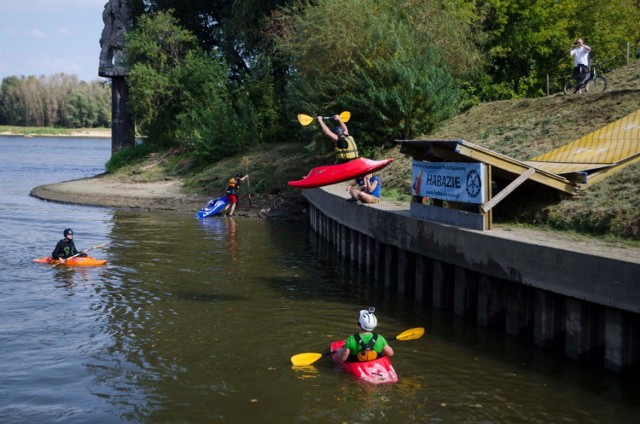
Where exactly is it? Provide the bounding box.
[119,0,638,162]
[0,74,111,128]
[11,0,637,161]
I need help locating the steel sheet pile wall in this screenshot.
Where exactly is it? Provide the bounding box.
[305,188,640,373]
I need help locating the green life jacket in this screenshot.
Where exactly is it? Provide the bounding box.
[354,333,378,362]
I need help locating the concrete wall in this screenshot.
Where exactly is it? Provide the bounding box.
[303,187,640,373]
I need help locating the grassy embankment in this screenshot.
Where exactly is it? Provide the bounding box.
[177,60,640,243]
[7,60,639,242]
[418,60,640,242]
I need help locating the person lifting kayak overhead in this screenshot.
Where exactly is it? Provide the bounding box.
[333,307,394,363]
[317,114,359,163]
[223,173,249,217]
[51,228,87,264]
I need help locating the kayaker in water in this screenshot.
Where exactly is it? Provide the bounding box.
[316,114,359,163]
[51,228,87,264]
[223,173,249,216]
[346,173,381,205]
[334,307,394,363]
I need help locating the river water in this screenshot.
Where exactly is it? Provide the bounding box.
[0,135,638,423]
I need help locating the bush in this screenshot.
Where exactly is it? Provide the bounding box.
[105,142,155,172]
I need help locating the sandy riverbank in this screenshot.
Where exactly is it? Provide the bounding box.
[31,173,202,211]
[30,173,307,219]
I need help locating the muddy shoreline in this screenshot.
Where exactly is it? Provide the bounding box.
[30,173,308,220]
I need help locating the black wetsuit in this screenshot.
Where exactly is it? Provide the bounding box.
[52,238,80,260]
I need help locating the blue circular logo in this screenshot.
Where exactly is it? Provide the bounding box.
[466,170,481,198]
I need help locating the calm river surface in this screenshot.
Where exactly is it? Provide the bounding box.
[0,136,638,423]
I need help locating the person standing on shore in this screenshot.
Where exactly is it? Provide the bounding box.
[223,173,249,216]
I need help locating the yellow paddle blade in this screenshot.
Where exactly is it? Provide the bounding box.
[395,327,425,341]
[298,111,350,126]
[291,352,323,366]
[297,114,314,126]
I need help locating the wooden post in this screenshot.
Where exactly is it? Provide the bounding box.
[546,74,550,96]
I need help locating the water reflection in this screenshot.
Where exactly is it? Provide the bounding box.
[197,216,226,241]
[2,136,640,423]
[226,218,237,262]
[52,267,91,289]
[291,365,321,380]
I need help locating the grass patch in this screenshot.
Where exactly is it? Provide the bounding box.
[106,143,156,173]
[382,187,412,203]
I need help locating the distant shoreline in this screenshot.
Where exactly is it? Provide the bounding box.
[0,128,111,138]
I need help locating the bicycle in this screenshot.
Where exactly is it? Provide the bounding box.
[563,63,607,95]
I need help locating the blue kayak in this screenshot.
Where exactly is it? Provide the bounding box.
[195,197,228,219]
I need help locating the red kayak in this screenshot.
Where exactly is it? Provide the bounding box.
[330,340,398,384]
[33,256,108,267]
[288,158,394,189]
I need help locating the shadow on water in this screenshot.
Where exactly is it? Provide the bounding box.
[171,291,248,303]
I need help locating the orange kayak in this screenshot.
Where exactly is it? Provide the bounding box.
[33,255,108,267]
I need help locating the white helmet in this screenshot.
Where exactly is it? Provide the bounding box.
[358,307,377,331]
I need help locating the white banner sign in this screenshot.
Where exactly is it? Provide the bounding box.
[412,161,486,204]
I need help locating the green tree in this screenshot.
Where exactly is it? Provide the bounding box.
[469,0,640,99]
[0,74,109,128]
[92,81,112,128]
[142,0,293,76]
[124,10,199,147]
[139,1,293,144]
[0,76,26,125]
[65,91,92,128]
[571,0,640,68]
[471,0,575,99]
[271,0,479,151]
[125,10,270,159]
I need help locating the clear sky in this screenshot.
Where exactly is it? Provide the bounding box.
[0,0,108,82]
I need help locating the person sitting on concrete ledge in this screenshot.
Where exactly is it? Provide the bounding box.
[346,173,381,205]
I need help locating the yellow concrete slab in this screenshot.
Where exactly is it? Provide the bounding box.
[398,108,640,195]
[532,110,640,164]
[524,162,607,174]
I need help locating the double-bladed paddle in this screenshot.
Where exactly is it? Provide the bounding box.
[242,156,253,208]
[52,241,111,266]
[297,111,351,126]
[290,327,425,366]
